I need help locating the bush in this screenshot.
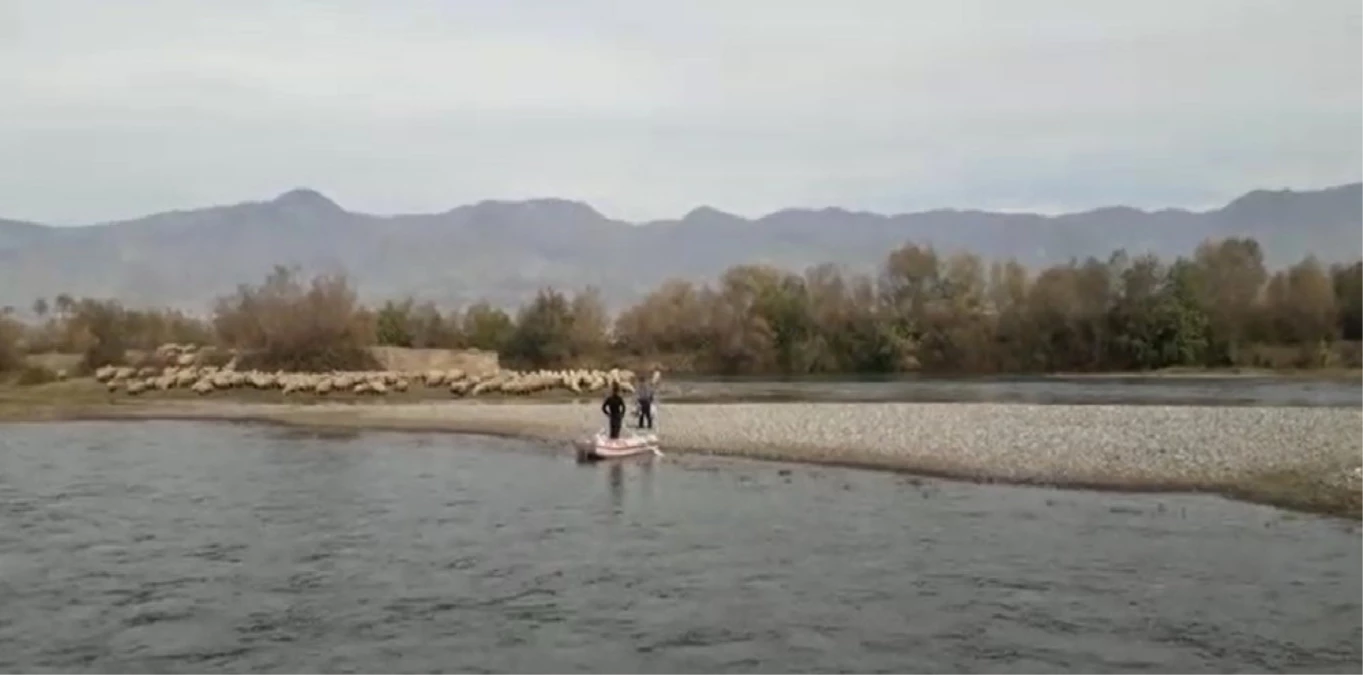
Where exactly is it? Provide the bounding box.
[0,316,22,373]
[14,364,59,386]
[233,345,379,373]
[212,266,379,372]
[503,287,611,369]
[196,347,235,369]
[71,300,129,374]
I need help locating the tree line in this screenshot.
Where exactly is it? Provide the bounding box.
[2,237,1360,377]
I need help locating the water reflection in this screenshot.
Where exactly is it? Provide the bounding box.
[639,457,655,503]
[607,462,625,513]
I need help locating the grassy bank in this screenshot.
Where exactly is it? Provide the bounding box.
[0,379,126,421]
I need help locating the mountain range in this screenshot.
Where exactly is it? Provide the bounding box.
[1,183,1359,314]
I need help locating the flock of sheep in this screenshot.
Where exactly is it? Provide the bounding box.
[92,343,648,398]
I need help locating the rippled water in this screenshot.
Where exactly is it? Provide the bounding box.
[667,375,1363,407]
[1,421,1359,673]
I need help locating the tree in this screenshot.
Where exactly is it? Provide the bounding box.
[614,279,709,358]
[1191,238,1268,364]
[11,234,1350,379]
[752,271,821,373]
[1108,255,1209,369]
[1263,256,1338,346]
[54,293,75,319]
[375,299,416,347]
[504,288,576,368]
[917,252,994,371]
[0,312,22,372]
[986,258,1031,371]
[211,266,376,371]
[1330,262,1362,341]
[567,287,610,364]
[1158,259,1211,366]
[836,273,915,372]
[701,265,783,374]
[410,301,461,348]
[878,242,941,339]
[71,299,129,372]
[460,301,515,352]
[1023,265,1086,371]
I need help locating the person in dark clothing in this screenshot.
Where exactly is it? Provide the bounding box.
[602,383,627,439]
[635,378,655,430]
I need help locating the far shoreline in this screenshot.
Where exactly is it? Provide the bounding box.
[8,374,1361,411]
[3,395,1359,522]
[664,367,1363,382]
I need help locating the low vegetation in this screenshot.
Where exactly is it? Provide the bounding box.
[1230,465,1363,520]
[0,236,1359,379]
[212,268,380,372]
[0,313,22,374]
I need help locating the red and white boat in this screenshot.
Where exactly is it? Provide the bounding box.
[574,430,662,462]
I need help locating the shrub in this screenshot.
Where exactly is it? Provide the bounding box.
[0,315,22,373]
[196,347,235,369]
[212,266,379,372]
[71,300,129,374]
[14,364,59,386]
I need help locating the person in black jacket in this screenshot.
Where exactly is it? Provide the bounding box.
[601,383,627,439]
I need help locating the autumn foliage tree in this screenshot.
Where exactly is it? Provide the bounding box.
[212,266,378,371]
[5,236,1359,379]
[610,237,1361,375]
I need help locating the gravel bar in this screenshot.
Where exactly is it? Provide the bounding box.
[119,400,1363,492]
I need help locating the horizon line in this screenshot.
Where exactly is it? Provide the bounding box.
[7,180,1361,229]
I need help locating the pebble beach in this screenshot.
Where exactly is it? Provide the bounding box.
[102,399,1363,496]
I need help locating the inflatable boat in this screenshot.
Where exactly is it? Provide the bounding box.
[574,431,661,462]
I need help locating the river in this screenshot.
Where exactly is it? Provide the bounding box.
[664,375,1363,407]
[0,420,1359,673]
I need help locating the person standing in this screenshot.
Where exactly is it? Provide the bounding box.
[635,376,655,430]
[601,383,627,439]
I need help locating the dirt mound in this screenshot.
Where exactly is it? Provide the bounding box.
[366,347,500,377]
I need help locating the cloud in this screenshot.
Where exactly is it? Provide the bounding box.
[0,0,1358,224]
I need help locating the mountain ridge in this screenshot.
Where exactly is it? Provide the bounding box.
[1,182,1358,314]
[11,181,1359,231]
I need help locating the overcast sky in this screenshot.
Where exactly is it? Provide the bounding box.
[1,0,1358,224]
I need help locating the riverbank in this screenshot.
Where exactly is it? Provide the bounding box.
[1046,366,1363,380]
[3,383,1359,520]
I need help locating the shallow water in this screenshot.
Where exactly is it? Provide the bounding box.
[0,421,1359,673]
[668,375,1363,407]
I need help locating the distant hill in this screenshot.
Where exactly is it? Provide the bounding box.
[0,183,1358,314]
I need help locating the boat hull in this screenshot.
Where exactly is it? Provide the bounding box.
[574,432,661,462]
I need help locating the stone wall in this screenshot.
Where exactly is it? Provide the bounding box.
[366,346,501,377]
